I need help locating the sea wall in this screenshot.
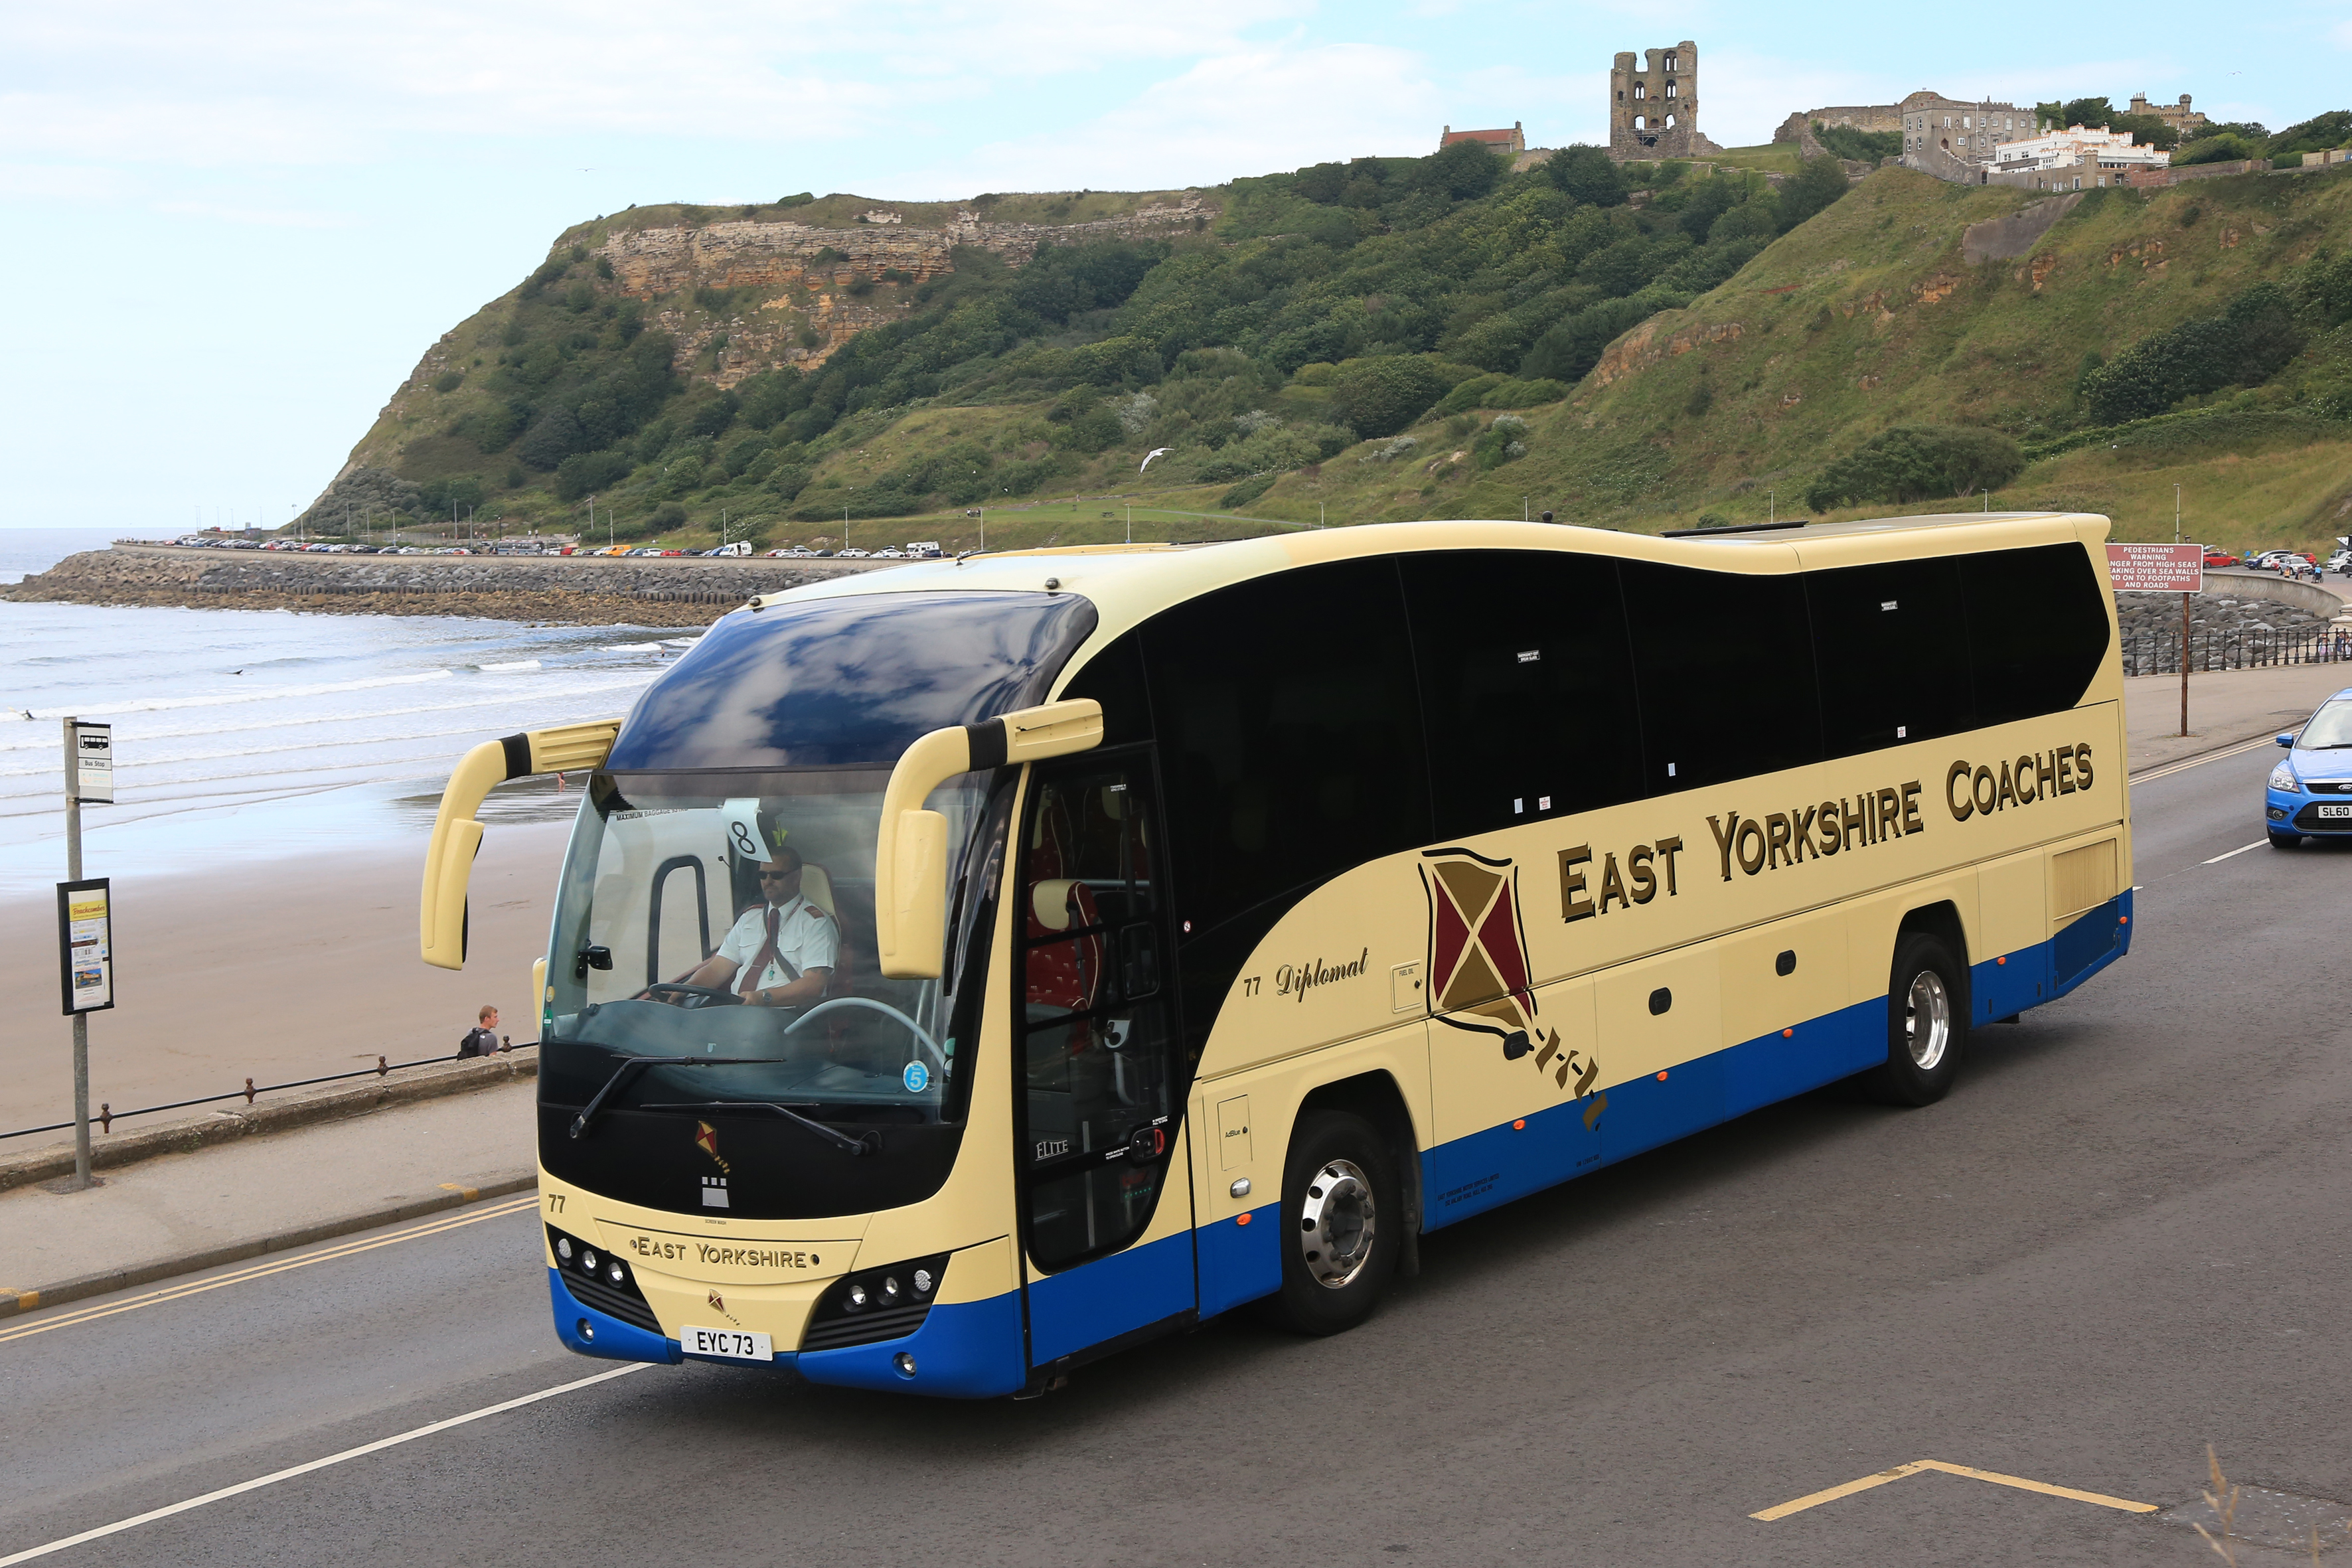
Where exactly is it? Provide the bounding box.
[1,548,884,627]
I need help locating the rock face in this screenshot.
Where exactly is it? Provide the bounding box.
[597,198,1217,386]
[1,549,884,628]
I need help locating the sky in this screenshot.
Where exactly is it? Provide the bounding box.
[3,0,2345,533]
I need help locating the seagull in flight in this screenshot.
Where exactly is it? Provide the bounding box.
[1140,448,1173,472]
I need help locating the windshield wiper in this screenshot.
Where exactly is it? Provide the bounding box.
[637,1100,880,1157]
[567,1056,789,1140]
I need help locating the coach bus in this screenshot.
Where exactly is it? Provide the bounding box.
[419,512,2131,1397]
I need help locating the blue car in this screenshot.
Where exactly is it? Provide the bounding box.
[2266,688,2352,846]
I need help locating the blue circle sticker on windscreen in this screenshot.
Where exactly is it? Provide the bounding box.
[902,1061,930,1093]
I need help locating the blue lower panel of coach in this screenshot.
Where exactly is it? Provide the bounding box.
[549,1266,1027,1399]
[1420,892,2131,1236]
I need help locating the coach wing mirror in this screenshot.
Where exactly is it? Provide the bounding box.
[421,718,623,971]
[874,698,1104,979]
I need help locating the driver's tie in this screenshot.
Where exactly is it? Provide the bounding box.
[740,906,783,998]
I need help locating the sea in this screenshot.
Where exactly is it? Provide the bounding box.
[0,530,686,890]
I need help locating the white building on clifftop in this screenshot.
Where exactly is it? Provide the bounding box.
[1990,125,2170,189]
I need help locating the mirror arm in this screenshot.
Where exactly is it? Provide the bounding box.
[873,698,1104,979]
[421,717,623,971]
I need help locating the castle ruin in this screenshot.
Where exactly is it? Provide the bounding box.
[1608,41,1723,160]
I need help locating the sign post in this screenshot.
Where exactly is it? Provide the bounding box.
[59,718,113,1190]
[2106,544,2205,738]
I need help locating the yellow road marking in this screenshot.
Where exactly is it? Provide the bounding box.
[0,1195,538,1346]
[1753,1460,2156,1522]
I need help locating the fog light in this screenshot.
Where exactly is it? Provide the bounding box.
[893,1352,917,1378]
[582,1250,598,1271]
[606,1261,625,1286]
[845,1283,868,1310]
[882,1275,902,1304]
[556,1237,573,1261]
[578,1318,595,1342]
[912,1268,934,1297]
[2270,807,2290,820]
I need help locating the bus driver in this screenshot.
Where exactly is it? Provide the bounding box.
[679,845,837,1007]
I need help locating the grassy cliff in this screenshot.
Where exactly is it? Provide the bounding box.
[309,149,2352,558]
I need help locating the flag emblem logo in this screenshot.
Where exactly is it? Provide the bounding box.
[1420,847,1607,1127]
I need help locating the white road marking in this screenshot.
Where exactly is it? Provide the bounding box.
[2204,840,2268,864]
[2131,734,2282,785]
[0,1363,647,1565]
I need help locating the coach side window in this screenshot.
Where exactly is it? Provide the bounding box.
[1143,558,1432,941]
[1959,544,2112,726]
[1808,556,1976,756]
[1405,550,1644,837]
[1619,559,1824,790]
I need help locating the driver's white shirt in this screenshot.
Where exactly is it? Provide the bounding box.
[715,895,838,991]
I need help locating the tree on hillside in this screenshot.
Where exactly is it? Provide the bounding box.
[1775,156,1853,233]
[1543,144,1628,207]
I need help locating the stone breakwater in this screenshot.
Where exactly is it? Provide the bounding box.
[2,548,883,627]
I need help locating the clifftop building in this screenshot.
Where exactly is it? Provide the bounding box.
[1440,123,1526,156]
[1991,125,2170,189]
[2128,92,2207,137]
[1608,41,1721,160]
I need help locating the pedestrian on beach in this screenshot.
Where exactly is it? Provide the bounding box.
[458,1004,503,1058]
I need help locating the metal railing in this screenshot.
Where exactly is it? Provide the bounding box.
[2122,627,2352,677]
[0,1042,537,1144]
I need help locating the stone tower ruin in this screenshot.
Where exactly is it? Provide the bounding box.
[1608,40,1721,159]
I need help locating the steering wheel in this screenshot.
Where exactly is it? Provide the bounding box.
[635,982,744,1010]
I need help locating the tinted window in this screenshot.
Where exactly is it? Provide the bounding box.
[608,591,1098,769]
[1958,544,2111,726]
[1808,556,1976,756]
[1404,550,1644,837]
[1620,560,1823,789]
[1056,631,1153,749]
[1144,558,1432,939]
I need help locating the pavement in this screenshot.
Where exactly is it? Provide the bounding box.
[0,1077,533,1317]
[2121,661,2352,773]
[1,737,2344,1565]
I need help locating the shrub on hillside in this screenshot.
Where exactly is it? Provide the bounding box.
[2177,134,2258,167]
[1472,414,1529,470]
[2078,283,2305,424]
[1803,426,2026,511]
[1329,356,1445,437]
[1219,473,1278,510]
[555,449,633,502]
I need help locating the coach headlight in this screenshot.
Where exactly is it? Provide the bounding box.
[2270,761,2300,793]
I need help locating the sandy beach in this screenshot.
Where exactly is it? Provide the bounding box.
[0,818,572,1148]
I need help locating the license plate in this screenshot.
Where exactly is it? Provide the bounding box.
[2319,804,2352,819]
[683,1326,773,1362]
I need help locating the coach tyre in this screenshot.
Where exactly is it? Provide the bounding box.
[1260,1110,1400,1335]
[1863,931,1968,1106]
